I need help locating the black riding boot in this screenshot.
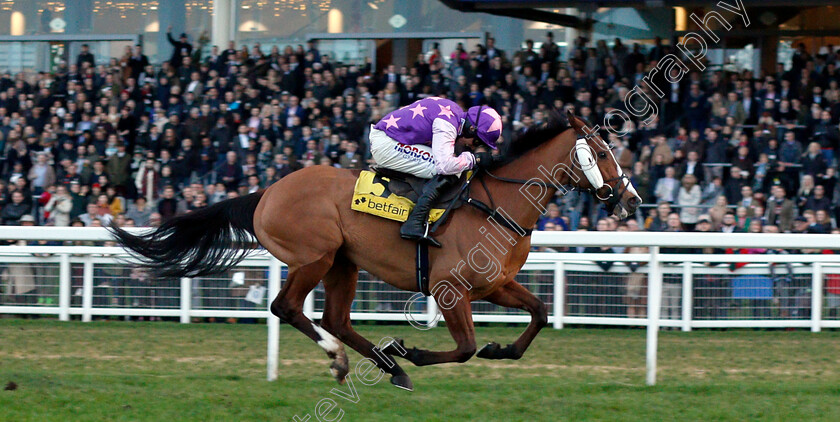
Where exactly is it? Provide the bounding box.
[400,175,457,247]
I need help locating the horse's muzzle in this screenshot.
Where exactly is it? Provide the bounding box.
[613,194,641,220]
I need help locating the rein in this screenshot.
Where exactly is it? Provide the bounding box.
[470,143,632,229]
[458,171,532,237]
[458,123,633,236]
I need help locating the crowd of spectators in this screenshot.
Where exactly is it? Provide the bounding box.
[0,32,839,242]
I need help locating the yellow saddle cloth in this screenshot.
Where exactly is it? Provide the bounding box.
[351,170,446,223]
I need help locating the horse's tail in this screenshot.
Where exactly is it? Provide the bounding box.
[110,191,264,278]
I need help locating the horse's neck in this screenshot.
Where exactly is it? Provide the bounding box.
[484,131,575,230]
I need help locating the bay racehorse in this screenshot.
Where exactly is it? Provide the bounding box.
[111,111,641,390]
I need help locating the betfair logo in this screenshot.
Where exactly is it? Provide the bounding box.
[366,197,408,216]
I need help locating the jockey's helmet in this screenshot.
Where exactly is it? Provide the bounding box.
[464,106,503,150]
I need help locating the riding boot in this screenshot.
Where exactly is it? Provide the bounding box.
[400,175,457,247]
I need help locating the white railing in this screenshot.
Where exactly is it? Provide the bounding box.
[1,227,839,385]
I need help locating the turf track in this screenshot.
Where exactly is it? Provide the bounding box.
[1,319,839,421]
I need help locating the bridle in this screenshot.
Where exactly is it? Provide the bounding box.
[478,128,632,215]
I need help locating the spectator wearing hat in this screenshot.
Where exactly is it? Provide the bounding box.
[167,26,193,69]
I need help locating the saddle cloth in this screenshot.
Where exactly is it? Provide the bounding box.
[350,168,465,223]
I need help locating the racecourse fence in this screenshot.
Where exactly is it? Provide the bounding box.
[1,227,839,385]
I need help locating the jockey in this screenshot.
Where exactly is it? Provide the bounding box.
[369,97,503,246]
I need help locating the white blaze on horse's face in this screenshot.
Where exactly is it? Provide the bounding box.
[574,138,604,190]
[579,133,642,220]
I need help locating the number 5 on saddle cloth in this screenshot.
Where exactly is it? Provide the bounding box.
[350,168,469,224]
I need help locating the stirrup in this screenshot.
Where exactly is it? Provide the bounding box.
[400,233,441,248]
[400,221,442,248]
[417,234,442,248]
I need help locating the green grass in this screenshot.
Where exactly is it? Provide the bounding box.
[2,319,840,421]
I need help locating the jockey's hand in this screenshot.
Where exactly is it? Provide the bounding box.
[474,151,496,169]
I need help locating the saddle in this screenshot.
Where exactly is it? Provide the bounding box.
[351,167,529,297]
[350,167,466,224]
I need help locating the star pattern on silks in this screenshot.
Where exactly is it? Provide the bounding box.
[427,96,444,101]
[408,103,427,118]
[437,104,454,119]
[483,108,503,133]
[383,114,401,129]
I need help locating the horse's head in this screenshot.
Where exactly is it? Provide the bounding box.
[566,110,642,219]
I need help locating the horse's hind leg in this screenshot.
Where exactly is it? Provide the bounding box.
[475,280,548,360]
[320,256,414,391]
[269,254,349,382]
[383,286,477,366]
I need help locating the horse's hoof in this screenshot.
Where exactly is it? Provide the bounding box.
[390,374,414,392]
[329,354,349,384]
[476,342,502,359]
[477,342,522,360]
[382,338,406,356]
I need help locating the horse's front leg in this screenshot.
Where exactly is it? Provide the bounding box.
[475,280,548,360]
[383,283,476,366]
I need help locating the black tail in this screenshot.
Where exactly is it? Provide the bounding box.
[110,192,264,278]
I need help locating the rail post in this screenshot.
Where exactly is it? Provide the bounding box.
[267,258,282,381]
[553,261,565,329]
[426,295,439,328]
[180,277,191,324]
[812,263,823,333]
[646,246,662,386]
[81,259,94,322]
[681,262,693,332]
[58,253,71,321]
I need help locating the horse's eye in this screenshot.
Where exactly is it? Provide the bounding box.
[597,151,607,159]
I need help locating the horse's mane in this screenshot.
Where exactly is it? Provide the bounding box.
[495,110,570,166]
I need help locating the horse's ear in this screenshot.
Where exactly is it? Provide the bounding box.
[566,109,581,131]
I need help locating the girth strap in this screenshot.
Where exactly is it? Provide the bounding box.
[416,242,431,296]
